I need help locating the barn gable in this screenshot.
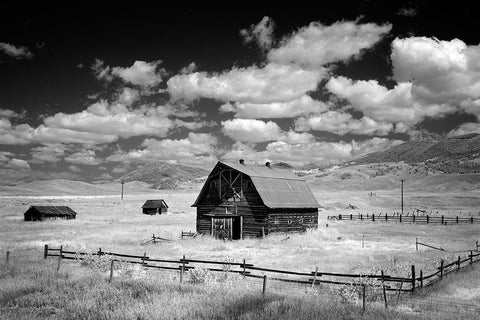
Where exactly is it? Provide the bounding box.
[192,161,320,208]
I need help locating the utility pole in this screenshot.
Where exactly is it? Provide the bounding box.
[401,179,404,215]
[121,179,125,201]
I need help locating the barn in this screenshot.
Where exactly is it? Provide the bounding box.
[24,206,77,221]
[192,160,320,239]
[142,199,169,215]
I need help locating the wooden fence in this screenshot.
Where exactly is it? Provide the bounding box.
[42,243,480,298]
[328,213,480,225]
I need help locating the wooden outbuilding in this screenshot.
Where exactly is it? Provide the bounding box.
[142,199,168,215]
[192,160,320,239]
[24,206,77,221]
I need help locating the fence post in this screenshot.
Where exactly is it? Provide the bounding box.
[56,245,63,272]
[350,214,352,220]
[381,270,387,308]
[456,216,459,224]
[44,244,48,259]
[312,267,318,288]
[98,247,102,256]
[470,251,473,265]
[385,214,388,222]
[142,252,147,266]
[373,214,375,222]
[411,265,415,293]
[427,215,429,223]
[362,284,366,312]
[457,256,461,271]
[420,270,423,288]
[243,259,246,276]
[109,260,115,282]
[262,275,267,296]
[5,251,9,264]
[399,214,402,223]
[262,227,265,238]
[396,280,403,303]
[361,214,363,220]
[179,255,185,283]
[440,260,444,280]
[471,217,474,224]
[441,215,444,225]
[416,237,418,251]
[412,215,415,222]
[339,214,342,220]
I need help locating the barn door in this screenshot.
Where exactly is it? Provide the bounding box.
[213,218,233,240]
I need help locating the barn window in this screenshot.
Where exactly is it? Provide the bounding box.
[273,218,279,225]
[298,217,304,224]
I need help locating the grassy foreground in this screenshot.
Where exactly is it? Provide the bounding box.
[2,259,476,320]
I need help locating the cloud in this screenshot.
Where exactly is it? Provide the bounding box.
[0,108,25,119]
[397,7,418,17]
[391,37,480,105]
[267,20,391,69]
[68,165,82,173]
[326,76,454,128]
[222,137,402,165]
[167,63,323,104]
[117,87,140,106]
[43,101,175,139]
[219,95,329,118]
[106,132,218,167]
[65,150,102,166]
[295,111,393,135]
[92,59,166,87]
[30,144,68,163]
[0,42,33,59]
[240,16,275,50]
[221,119,283,143]
[6,158,31,169]
[447,122,480,137]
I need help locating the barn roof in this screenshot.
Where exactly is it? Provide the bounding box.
[192,161,320,208]
[28,206,77,216]
[142,199,169,208]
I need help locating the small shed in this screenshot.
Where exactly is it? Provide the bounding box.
[24,206,77,221]
[142,199,169,215]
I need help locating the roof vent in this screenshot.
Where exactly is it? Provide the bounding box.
[265,161,271,168]
[239,159,244,165]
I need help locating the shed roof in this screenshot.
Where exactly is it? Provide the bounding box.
[192,161,320,208]
[142,199,169,209]
[28,206,77,216]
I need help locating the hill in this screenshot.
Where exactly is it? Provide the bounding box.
[355,134,480,173]
[119,162,208,189]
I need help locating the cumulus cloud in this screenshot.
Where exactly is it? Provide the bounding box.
[221,119,283,143]
[106,132,218,167]
[223,137,402,165]
[30,144,68,163]
[326,76,454,128]
[0,42,33,59]
[43,101,175,139]
[68,165,82,173]
[391,37,480,105]
[0,108,25,119]
[92,59,166,87]
[117,87,140,106]
[6,158,31,169]
[240,16,275,50]
[268,20,391,69]
[219,95,329,118]
[447,122,480,137]
[295,111,393,136]
[65,150,102,166]
[167,63,323,104]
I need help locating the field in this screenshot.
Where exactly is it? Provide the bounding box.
[1,173,480,319]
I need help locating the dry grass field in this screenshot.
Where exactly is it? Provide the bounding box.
[1,173,480,319]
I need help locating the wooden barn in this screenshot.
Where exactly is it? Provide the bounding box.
[142,199,169,215]
[192,160,320,239]
[24,206,77,221]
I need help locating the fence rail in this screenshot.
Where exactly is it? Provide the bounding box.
[328,213,480,225]
[42,242,480,295]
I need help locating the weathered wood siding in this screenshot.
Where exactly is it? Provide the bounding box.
[266,208,318,233]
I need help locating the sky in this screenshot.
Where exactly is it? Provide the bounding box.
[0,1,479,183]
